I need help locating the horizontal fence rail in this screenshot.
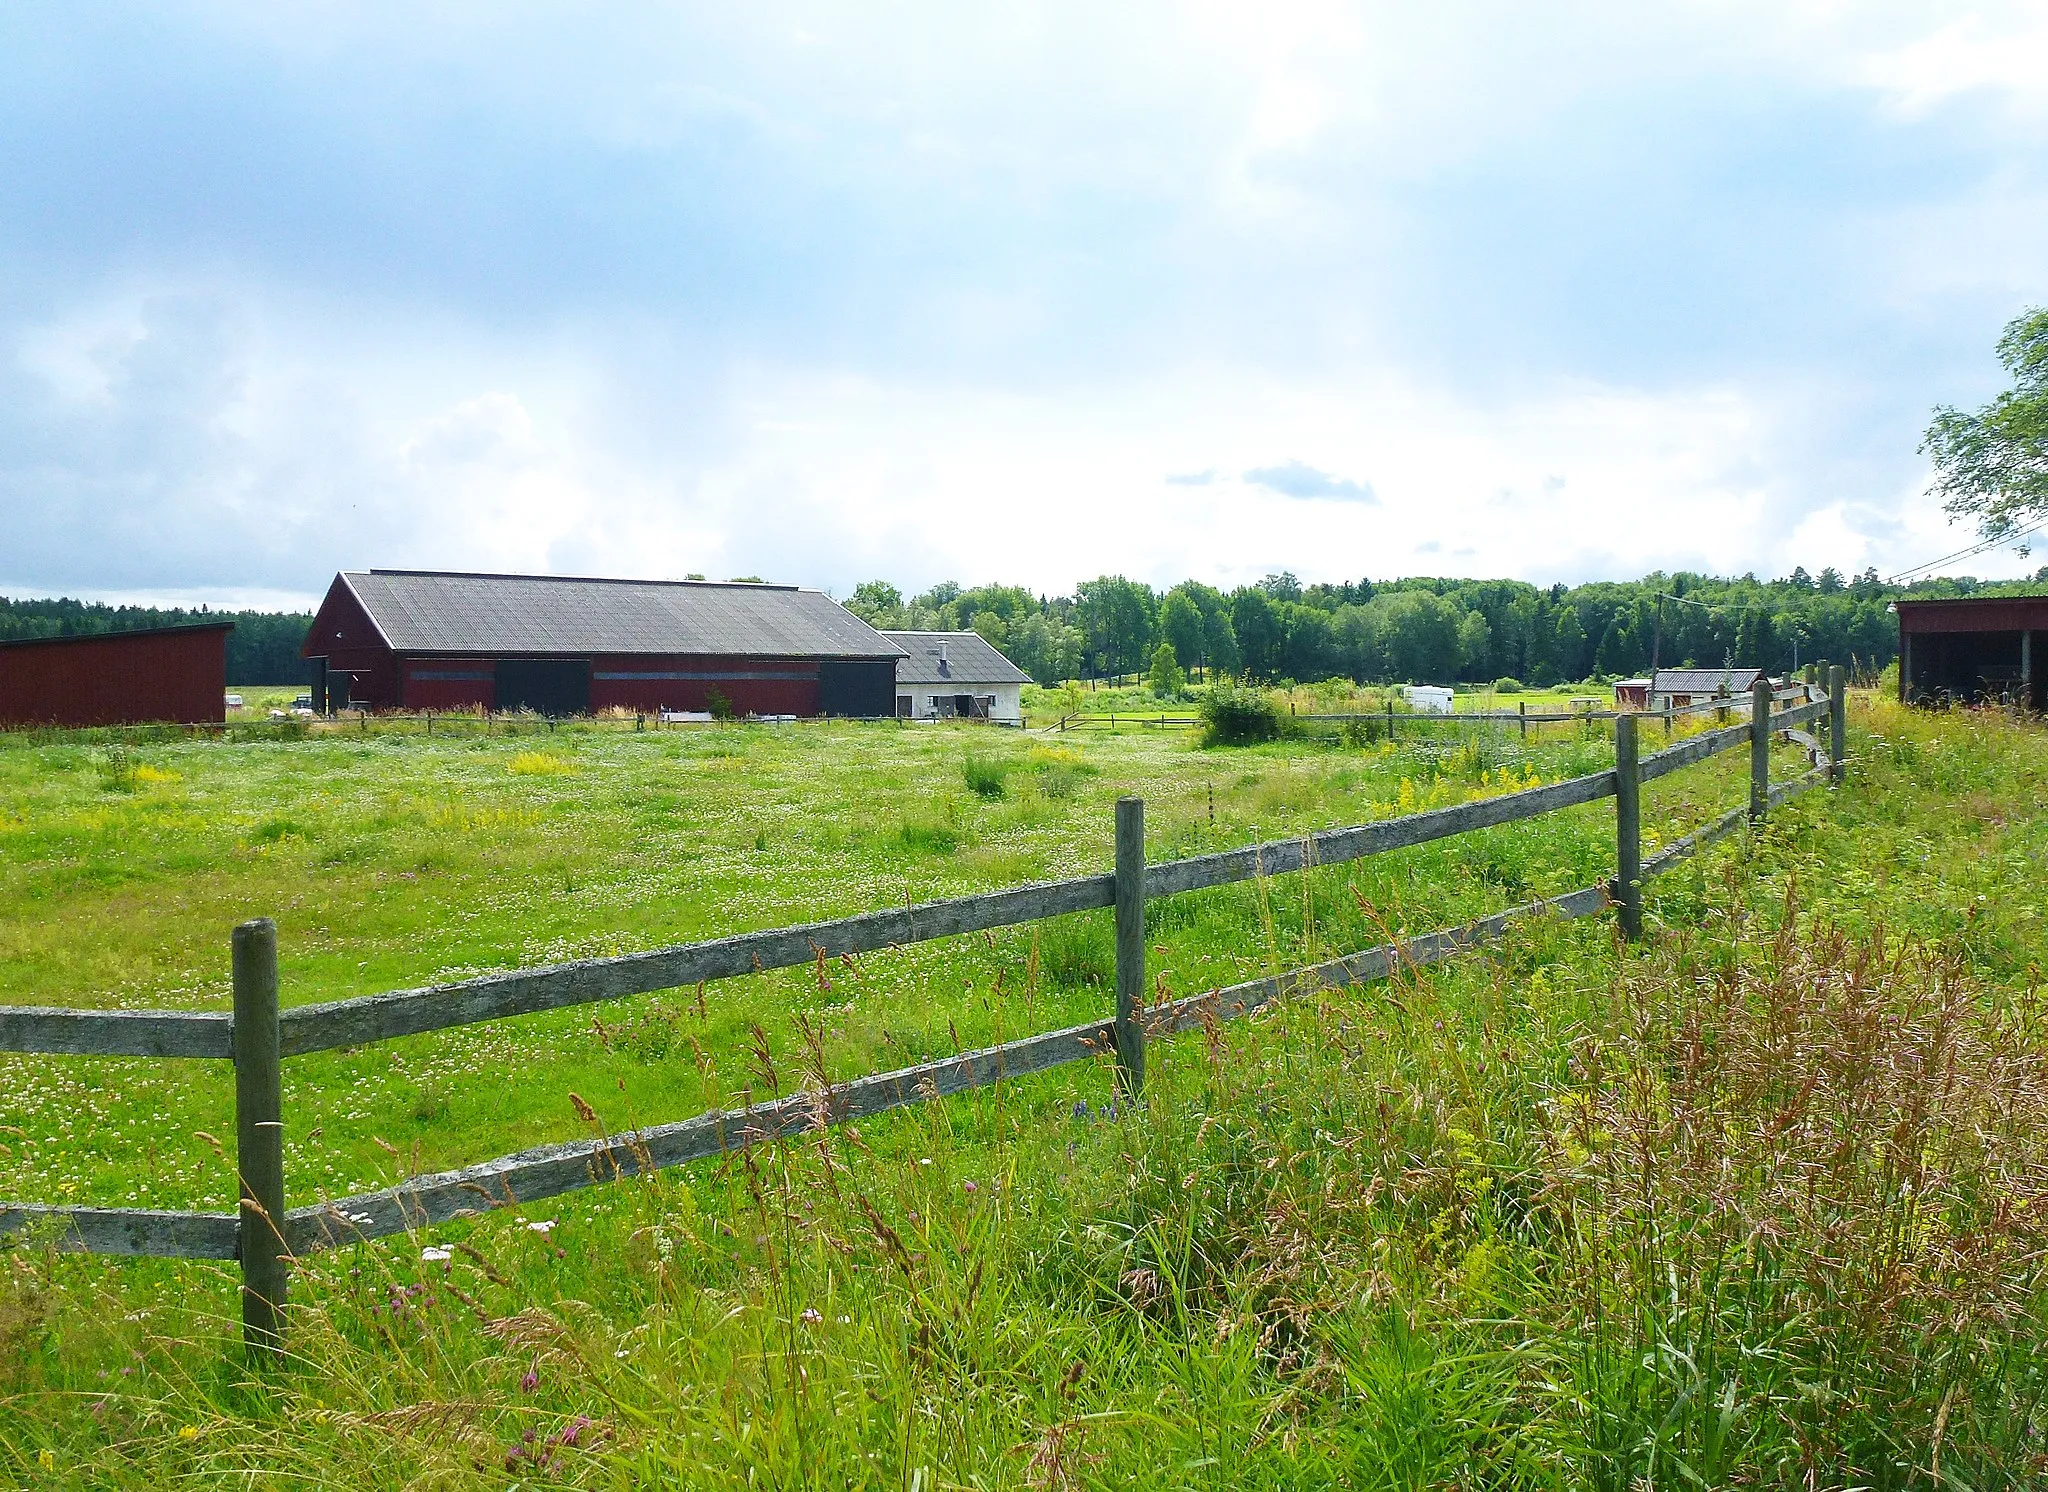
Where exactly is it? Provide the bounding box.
[277,876,1117,1056]
[0,1204,241,1259]
[2,668,1853,1359]
[0,1007,233,1060]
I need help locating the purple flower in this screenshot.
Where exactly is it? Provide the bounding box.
[962,1180,978,1194]
[1071,1100,1089,1120]
[520,1368,540,1393]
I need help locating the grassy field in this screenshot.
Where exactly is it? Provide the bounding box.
[1023,678,1623,724]
[3,698,2045,1487]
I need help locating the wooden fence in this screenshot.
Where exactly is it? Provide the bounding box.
[1,671,1850,1358]
[1041,691,1767,739]
[1043,713,1200,732]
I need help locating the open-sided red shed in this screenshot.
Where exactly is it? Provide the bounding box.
[1896,596,2046,710]
[0,622,232,728]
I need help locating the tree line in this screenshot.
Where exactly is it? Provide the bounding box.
[848,567,2048,687]
[0,597,313,685]
[7,561,2044,692]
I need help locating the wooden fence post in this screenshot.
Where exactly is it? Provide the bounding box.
[1749,676,1772,824]
[1113,797,1146,1099]
[233,918,287,1360]
[1828,663,1847,785]
[1518,700,1527,742]
[1614,712,1642,941]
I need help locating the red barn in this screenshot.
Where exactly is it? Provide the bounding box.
[0,622,232,729]
[301,570,904,717]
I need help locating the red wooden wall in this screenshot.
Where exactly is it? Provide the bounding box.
[0,625,231,728]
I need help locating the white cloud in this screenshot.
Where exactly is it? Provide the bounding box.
[1855,8,2048,120]
[6,2,2047,605]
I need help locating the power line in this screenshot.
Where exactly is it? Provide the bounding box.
[1655,590,1769,613]
[1884,525,2041,586]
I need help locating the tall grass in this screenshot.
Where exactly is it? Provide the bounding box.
[4,700,2045,1485]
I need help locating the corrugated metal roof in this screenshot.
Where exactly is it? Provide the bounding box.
[340,571,904,659]
[1651,667,1763,694]
[879,630,1032,686]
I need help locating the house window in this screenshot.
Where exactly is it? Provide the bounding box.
[897,695,912,717]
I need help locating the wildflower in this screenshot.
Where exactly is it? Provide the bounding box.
[38,1450,55,1471]
[962,1180,978,1194]
[1071,1100,1089,1120]
[177,1426,199,1442]
[917,1157,933,1167]
[837,1314,851,1325]
[528,1219,556,1234]
[520,1368,540,1393]
[560,1416,593,1447]
[420,1246,452,1263]
[800,1307,823,1325]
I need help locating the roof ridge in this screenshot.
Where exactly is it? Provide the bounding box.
[355,569,800,592]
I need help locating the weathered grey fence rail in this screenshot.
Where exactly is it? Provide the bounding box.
[1,668,1851,1359]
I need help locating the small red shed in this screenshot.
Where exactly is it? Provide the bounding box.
[0,622,233,729]
[1896,596,2047,710]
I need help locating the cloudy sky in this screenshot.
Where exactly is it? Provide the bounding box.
[4,2,2046,609]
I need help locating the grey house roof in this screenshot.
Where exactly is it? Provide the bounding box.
[1651,667,1763,695]
[338,571,904,659]
[879,631,1032,686]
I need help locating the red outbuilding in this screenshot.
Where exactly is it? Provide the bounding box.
[301,570,905,717]
[0,622,232,729]
[1896,595,2047,710]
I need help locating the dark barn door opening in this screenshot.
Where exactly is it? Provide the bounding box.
[495,658,590,716]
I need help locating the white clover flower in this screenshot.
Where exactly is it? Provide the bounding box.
[420,1246,452,1263]
[528,1219,556,1234]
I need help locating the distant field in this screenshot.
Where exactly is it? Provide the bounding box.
[1024,678,1653,726]
[223,686,306,717]
[4,698,2045,1487]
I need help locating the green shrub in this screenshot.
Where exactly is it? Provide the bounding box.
[962,753,1010,799]
[1341,716,1386,747]
[408,1080,451,1123]
[900,819,961,854]
[1493,677,1524,694]
[1199,679,1282,746]
[704,687,735,722]
[91,746,136,793]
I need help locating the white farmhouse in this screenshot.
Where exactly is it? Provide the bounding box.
[879,631,1031,724]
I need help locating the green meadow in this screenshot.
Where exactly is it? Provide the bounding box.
[3,699,2046,1487]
